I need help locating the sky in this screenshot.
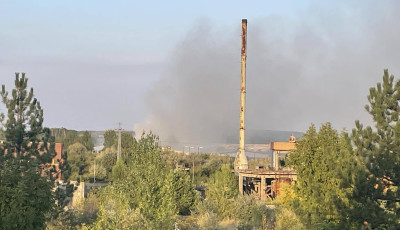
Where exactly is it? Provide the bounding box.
[1,1,400,145]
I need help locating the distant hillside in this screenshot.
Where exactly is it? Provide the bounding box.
[247,130,303,144]
[225,129,303,144]
[50,127,300,155]
[162,129,303,155]
[215,130,303,156]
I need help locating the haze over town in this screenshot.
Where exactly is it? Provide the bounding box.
[3,1,400,229]
[2,1,400,145]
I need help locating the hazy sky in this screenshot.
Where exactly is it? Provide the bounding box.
[1,1,400,145]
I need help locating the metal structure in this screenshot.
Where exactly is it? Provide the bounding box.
[237,140,297,200]
[235,19,249,170]
[238,169,297,200]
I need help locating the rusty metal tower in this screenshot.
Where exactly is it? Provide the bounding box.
[235,19,249,170]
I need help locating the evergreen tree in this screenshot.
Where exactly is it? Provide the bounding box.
[0,73,54,229]
[351,69,400,228]
[287,123,359,229]
[103,130,116,148]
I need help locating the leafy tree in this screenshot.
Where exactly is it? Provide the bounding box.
[51,128,79,149]
[171,169,197,215]
[111,158,127,182]
[98,147,117,180]
[46,191,98,229]
[196,154,233,185]
[121,131,135,153]
[274,207,304,230]
[89,161,107,181]
[351,69,400,228]
[67,142,89,181]
[287,123,359,229]
[103,130,116,148]
[78,131,93,151]
[206,164,238,218]
[92,132,177,229]
[232,195,271,229]
[0,73,54,229]
[91,186,146,230]
[103,130,135,152]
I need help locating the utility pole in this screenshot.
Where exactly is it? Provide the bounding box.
[116,122,122,160]
[186,146,194,183]
[194,146,203,185]
[94,159,96,183]
[192,151,195,184]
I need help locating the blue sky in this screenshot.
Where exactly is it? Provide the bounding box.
[1,1,399,145]
[0,1,310,62]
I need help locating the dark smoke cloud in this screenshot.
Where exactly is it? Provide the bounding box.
[135,2,400,146]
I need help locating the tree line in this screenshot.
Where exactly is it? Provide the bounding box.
[282,69,400,229]
[1,70,400,229]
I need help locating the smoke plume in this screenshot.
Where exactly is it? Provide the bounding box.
[135,2,400,147]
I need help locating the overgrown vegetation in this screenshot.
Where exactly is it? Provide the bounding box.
[2,70,400,229]
[281,69,400,229]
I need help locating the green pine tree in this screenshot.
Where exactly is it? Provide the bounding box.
[351,69,400,228]
[0,73,54,230]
